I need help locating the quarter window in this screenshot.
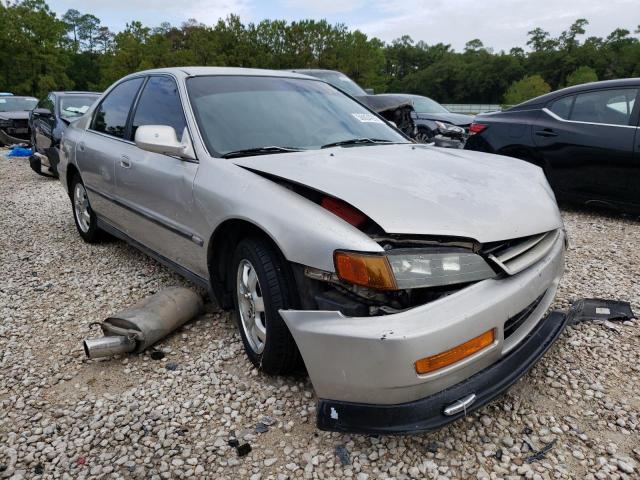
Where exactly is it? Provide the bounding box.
[549,96,574,119]
[91,77,144,139]
[131,76,187,141]
[569,88,638,126]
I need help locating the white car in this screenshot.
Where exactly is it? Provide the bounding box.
[58,67,567,434]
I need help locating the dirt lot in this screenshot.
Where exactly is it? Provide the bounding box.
[0,154,638,479]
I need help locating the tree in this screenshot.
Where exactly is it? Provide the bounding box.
[503,75,551,104]
[566,66,598,86]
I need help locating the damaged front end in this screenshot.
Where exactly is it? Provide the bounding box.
[279,188,566,433]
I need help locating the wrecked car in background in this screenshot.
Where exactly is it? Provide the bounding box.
[0,95,37,146]
[59,67,567,434]
[382,93,473,147]
[289,69,471,148]
[288,69,416,136]
[29,91,100,177]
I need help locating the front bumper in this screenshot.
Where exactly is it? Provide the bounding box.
[280,231,565,432]
[317,309,567,434]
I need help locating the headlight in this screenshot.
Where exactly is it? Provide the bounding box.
[435,121,465,135]
[334,249,496,290]
[0,119,11,127]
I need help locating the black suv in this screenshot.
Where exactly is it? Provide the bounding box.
[465,79,640,212]
[29,91,99,177]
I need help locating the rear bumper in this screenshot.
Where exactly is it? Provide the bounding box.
[316,309,567,434]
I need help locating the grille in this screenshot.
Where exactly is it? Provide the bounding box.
[503,292,546,339]
[484,229,559,275]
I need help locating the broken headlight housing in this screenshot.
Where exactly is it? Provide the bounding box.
[435,121,465,135]
[334,249,496,290]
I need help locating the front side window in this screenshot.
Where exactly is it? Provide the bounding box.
[91,78,144,138]
[131,76,187,140]
[60,95,98,118]
[569,88,638,126]
[187,76,407,156]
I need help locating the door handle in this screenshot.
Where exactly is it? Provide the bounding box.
[535,129,558,138]
[120,156,131,169]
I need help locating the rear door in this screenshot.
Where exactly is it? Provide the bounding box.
[113,75,203,276]
[533,87,639,205]
[79,77,145,225]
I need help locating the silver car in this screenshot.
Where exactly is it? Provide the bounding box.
[59,67,567,434]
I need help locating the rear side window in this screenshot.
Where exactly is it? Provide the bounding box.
[570,88,638,126]
[131,76,187,141]
[549,96,574,119]
[91,78,144,138]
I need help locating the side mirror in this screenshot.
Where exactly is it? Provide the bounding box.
[364,88,375,95]
[34,107,53,117]
[135,125,195,159]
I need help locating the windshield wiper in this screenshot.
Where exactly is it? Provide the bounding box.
[221,146,306,159]
[320,138,395,149]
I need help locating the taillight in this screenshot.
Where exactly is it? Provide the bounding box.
[321,196,367,227]
[469,123,488,135]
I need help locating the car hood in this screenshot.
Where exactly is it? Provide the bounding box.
[0,111,30,120]
[414,111,473,126]
[232,144,562,243]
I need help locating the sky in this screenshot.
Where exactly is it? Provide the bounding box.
[47,0,640,52]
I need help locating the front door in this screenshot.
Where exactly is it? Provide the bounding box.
[113,75,204,277]
[533,87,639,206]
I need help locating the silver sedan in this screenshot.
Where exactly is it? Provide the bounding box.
[58,67,567,434]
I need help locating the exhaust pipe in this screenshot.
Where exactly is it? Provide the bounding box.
[83,335,136,358]
[83,287,204,359]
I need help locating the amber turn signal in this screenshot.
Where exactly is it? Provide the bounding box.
[415,329,495,375]
[334,251,397,290]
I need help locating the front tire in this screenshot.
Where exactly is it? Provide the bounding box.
[231,237,301,375]
[70,174,102,243]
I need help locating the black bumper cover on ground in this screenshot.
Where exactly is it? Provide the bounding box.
[316,310,568,435]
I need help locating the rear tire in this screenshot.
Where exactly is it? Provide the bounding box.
[70,174,102,243]
[231,237,302,375]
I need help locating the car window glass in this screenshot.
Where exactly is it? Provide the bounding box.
[570,88,638,126]
[187,76,407,156]
[131,76,186,141]
[60,95,98,118]
[92,78,144,138]
[549,96,573,119]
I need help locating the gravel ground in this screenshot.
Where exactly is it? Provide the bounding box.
[1,153,639,480]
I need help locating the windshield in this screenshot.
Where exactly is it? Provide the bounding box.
[60,95,98,118]
[0,97,37,112]
[187,76,407,157]
[411,96,450,114]
[301,71,368,97]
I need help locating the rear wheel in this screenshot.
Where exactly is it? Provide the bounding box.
[70,174,102,243]
[231,237,301,375]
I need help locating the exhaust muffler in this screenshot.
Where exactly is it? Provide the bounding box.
[83,287,204,359]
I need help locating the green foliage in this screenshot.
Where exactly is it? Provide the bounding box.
[0,1,639,102]
[566,66,598,86]
[504,75,551,104]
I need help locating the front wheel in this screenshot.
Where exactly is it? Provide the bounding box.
[70,174,102,243]
[232,238,301,375]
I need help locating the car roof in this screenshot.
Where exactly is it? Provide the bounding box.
[122,67,317,81]
[4,96,37,100]
[52,91,101,96]
[513,78,640,110]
